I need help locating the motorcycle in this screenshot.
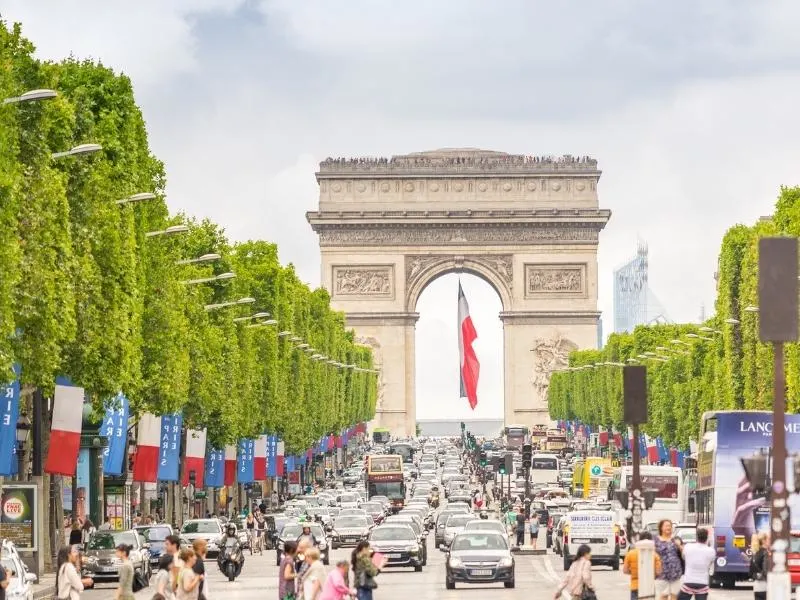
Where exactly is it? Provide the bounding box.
[217,539,245,582]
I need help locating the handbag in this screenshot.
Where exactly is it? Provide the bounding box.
[132,570,148,593]
[581,587,598,600]
[357,569,378,590]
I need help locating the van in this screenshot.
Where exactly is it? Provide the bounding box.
[561,510,620,571]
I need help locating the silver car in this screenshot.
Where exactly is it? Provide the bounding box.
[82,530,151,582]
[180,519,224,558]
[330,516,372,548]
[442,513,474,547]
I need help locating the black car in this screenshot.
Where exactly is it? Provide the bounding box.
[368,525,423,572]
[444,531,515,589]
[275,522,330,566]
[330,516,372,549]
[134,525,173,568]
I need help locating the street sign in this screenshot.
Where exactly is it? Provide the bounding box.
[194,491,207,499]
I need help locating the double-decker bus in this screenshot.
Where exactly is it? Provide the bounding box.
[365,454,405,512]
[695,411,800,589]
[530,425,547,450]
[388,441,414,464]
[609,465,685,525]
[504,424,529,449]
[545,429,568,452]
[372,427,391,445]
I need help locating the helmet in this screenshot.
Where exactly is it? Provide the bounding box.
[226,524,236,536]
[302,525,311,533]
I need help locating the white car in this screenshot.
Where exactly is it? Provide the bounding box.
[2,541,36,600]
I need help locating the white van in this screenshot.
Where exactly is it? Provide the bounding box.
[561,510,620,571]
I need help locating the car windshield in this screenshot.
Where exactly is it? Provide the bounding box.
[445,504,470,514]
[181,521,220,534]
[88,532,137,550]
[336,518,369,529]
[676,528,697,543]
[282,524,324,539]
[465,521,505,534]
[307,507,329,516]
[361,503,382,513]
[452,533,508,551]
[370,527,415,542]
[341,494,359,503]
[136,526,171,541]
[0,559,17,577]
[446,515,473,528]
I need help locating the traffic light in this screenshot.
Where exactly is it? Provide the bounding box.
[499,453,513,475]
[522,443,532,470]
[479,451,487,467]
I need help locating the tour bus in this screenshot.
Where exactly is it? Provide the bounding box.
[695,411,800,589]
[573,457,613,499]
[372,427,391,445]
[365,454,406,512]
[529,453,560,486]
[545,429,568,453]
[530,426,547,450]
[504,424,529,449]
[609,465,685,525]
[388,441,414,464]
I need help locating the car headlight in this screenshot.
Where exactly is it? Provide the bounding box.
[448,557,463,568]
[408,546,419,554]
[499,557,513,567]
[83,556,97,565]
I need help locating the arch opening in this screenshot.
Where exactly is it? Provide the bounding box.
[414,272,504,436]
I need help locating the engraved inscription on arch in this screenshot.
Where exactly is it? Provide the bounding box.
[525,263,586,297]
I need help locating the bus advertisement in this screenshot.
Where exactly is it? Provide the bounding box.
[505,425,529,449]
[366,454,406,512]
[697,411,800,588]
[545,429,568,452]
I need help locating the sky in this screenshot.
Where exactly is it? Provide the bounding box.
[5,1,800,421]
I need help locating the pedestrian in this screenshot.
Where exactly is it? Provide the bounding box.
[114,544,135,600]
[192,539,208,600]
[278,541,298,600]
[554,544,594,600]
[528,516,540,545]
[68,521,82,546]
[677,528,715,600]
[623,531,662,600]
[749,532,768,600]
[81,519,96,546]
[505,506,516,537]
[175,548,202,600]
[154,554,174,600]
[56,545,92,600]
[300,547,326,600]
[245,513,256,554]
[319,560,355,600]
[351,541,384,600]
[654,520,683,600]
[515,507,526,546]
[165,534,184,595]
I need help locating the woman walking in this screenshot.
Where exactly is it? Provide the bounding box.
[750,532,769,600]
[154,554,174,600]
[81,519,96,546]
[300,548,326,600]
[176,548,203,600]
[192,539,208,600]
[245,513,256,555]
[654,520,683,600]
[554,544,594,600]
[68,521,83,546]
[319,560,355,600]
[278,541,298,600]
[56,546,93,600]
[114,545,135,600]
[351,541,384,600]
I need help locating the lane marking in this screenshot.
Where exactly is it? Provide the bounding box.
[536,553,571,600]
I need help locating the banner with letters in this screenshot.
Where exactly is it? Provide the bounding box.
[205,448,224,488]
[157,413,183,481]
[238,439,254,483]
[102,393,129,476]
[0,366,20,476]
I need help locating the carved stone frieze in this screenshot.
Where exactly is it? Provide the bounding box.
[525,264,586,297]
[405,254,513,289]
[531,335,577,400]
[319,226,599,247]
[333,265,394,297]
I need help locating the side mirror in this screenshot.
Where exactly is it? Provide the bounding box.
[439,544,447,551]
[24,573,37,584]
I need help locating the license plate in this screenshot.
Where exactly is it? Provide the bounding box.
[571,538,589,544]
[789,558,800,567]
[386,553,400,559]
[470,569,492,576]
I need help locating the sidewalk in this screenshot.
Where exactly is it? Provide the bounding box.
[32,573,55,600]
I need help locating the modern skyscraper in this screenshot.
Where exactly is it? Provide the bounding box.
[613,240,670,333]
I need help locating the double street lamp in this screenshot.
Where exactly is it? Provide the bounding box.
[145,225,189,238]
[3,88,57,105]
[51,143,103,160]
[182,272,235,285]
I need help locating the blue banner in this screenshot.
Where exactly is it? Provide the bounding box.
[0,365,20,476]
[266,435,278,477]
[286,455,296,473]
[157,413,183,481]
[205,448,224,488]
[238,439,255,483]
[101,393,129,476]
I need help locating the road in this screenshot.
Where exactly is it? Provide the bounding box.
[80,538,756,600]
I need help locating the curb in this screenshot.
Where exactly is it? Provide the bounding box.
[33,585,55,600]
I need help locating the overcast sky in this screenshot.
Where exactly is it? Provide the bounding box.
[6,1,800,422]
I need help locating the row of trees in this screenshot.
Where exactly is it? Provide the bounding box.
[0,21,378,453]
[548,186,800,449]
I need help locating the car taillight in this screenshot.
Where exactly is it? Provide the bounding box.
[564,534,569,545]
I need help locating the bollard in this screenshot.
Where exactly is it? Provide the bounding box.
[636,539,656,600]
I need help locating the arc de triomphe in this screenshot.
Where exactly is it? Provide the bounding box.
[307,149,610,437]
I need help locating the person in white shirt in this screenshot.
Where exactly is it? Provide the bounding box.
[677,528,716,600]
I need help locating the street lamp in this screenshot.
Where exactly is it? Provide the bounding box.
[3,89,57,105]
[233,312,270,323]
[277,331,292,338]
[51,143,102,159]
[176,253,221,266]
[145,225,189,238]
[117,192,157,206]
[725,318,740,325]
[182,272,236,285]
[204,297,255,311]
[744,305,759,313]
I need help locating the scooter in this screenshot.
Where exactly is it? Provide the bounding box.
[217,539,245,582]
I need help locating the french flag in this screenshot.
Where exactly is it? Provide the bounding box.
[224,445,237,486]
[646,436,659,464]
[254,435,267,481]
[182,429,207,488]
[132,413,161,482]
[276,441,285,477]
[44,384,84,475]
[457,282,480,410]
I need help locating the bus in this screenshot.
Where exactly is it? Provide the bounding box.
[695,411,800,588]
[372,427,390,445]
[545,429,568,452]
[388,441,414,464]
[609,465,685,525]
[573,457,613,499]
[529,453,560,486]
[530,426,547,450]
[365,454,405,512]
[504,424,529,449]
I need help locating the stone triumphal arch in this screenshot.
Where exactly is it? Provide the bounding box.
[307,149,610,437]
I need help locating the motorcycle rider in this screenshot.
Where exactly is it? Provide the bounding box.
[220,522,239,550]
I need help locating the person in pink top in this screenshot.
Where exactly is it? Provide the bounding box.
[319,560,355,600]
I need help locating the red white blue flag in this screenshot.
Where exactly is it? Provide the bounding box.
[457,282,480,410]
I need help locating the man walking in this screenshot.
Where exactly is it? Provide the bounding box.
[515,507,526,547]
[677,528,715,600]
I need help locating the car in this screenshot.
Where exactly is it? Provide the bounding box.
[449,489,473,504]
[306,506,334,529]
[463,519,510,545]
[370,495,391,512]
[444,531,515,589]
[386,515,428,565]
[180,519,224,558]
[1,541,36,600]
[338,508,368,519]
[442,513,475,548]
[134,524,174,568]
[434,506,471,546]
[368,525,423,572]
[82,530,151,582]
[338,492,361,510]
[275,522,330,566]
[359,502,386,525]
[672,523,698,544]
[330,515,373,549]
